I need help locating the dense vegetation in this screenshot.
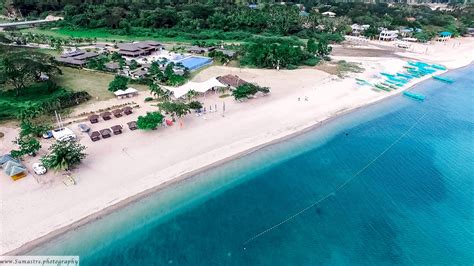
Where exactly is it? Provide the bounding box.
[0,47,91,121]
[8,1,472,40]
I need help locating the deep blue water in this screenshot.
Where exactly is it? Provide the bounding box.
[30,66,474,265]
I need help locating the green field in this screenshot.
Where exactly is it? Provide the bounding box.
[54,67,148,101]
[20,27,245,44]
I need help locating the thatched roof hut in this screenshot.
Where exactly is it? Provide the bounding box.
[123,106,133,115]
[216,75,249,88]
[127,121,137,130]
[112,109,123,118]
[100,111,112,120]
[90,131,101,141]
[111,125,123,135]
[99,128,112,138]
[88,114,99,124]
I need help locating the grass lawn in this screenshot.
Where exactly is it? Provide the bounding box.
[54,67,148,101]
[20,27,244,44]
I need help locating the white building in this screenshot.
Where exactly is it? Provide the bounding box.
[321,11,336,18]
[379,30,399,41]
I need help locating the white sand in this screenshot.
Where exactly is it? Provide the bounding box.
[1,37,473,255]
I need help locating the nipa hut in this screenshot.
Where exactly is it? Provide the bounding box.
[123,106,133,115]
[101,111,112,121]
[100,128,112,138]
[112,109,123,118]
[127,121,137,130]
[111,125,123,135]
[88,114,99,124]
[90,131,101,142]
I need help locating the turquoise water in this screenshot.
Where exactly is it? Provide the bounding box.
[30,66,474,265]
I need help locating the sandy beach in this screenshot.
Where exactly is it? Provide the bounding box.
[1,37,473,255]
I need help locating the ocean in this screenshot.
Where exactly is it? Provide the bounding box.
[29,65,474,265]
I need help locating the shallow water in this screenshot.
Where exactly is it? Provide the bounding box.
[30,65,474,265]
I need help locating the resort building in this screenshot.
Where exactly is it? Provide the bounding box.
[321,11,336,18]
[436,31,452,42]
[186,46,215,54]
[56,49,98,67]
[350,24,370,36]
[0,154,28,181]
[379,30,399,41]
[114,88,139,99]
[105,62,121,72]
[117,41,164,57]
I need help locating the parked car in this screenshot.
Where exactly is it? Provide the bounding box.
[78,123,91,133]
[42,131,53,139]
[32,163,47,175]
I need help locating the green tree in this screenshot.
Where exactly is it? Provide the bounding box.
[11,136,41,158]
[149,83,163,98]
[108,75,128,92]
[0,50,61,96]
[188,101,203,111]
[41,141,87,171]
[137,112,164,130]
[19,119,51,138]
[316,40,332,58]
[158,101,190,120]
[307,38,317,54]
[185,89,198,102]
[232,84,270,100]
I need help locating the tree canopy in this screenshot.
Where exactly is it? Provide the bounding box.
[0,49,61,96]
[41,141,87,171]
[108,75,129,92]
[137,112,164,130]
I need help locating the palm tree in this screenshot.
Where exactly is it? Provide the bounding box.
[185,89,198,102]
[149,83,163,99]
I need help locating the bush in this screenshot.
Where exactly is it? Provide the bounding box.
[303,57,321,66]
[287,64,298,70]
[144,97,153,102]
[137,112,164,130]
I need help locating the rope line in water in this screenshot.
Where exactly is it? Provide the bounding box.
[243,113,427,246]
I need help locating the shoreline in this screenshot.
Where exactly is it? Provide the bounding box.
[5,63,470,256]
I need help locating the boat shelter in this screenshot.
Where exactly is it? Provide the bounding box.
[166,78,226,99]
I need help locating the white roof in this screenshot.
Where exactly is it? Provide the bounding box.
[166,78,226,99]
[51,127,76,141]
[114,87,138,96]
[322,11,335,15]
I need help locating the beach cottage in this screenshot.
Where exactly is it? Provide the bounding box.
[0,154,28,181]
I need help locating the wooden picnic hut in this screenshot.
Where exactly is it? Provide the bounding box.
[101,111,112,121]
[90,131,101,142]
[88,114,99,124]
[111,125,123,135]
[123,106,133,115]
[112,109,123,118]
[127,121,137,130]
[99,128,112,138]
